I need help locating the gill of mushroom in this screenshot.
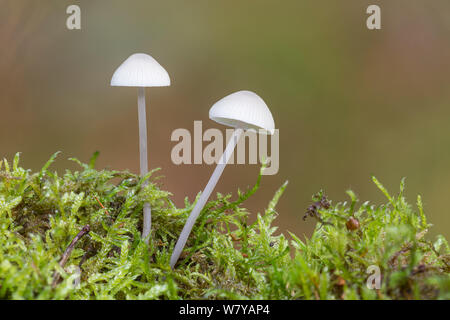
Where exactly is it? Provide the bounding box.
[170,90,275,268]
[111,53,170,244]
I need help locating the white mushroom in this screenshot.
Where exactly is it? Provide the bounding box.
[170,90,275,268]
[111,53,170,244]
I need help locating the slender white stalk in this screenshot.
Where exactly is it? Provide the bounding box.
[138,87,152,243]
[170,128,243,268]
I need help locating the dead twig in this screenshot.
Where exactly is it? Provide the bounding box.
[94,195,110,216]
[0,172,21,180]
[52,225,90,288]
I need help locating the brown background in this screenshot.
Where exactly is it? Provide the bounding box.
[1,1,449,239]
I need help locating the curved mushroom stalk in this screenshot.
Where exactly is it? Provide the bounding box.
[170,90,275,268]
[170,129,243,268]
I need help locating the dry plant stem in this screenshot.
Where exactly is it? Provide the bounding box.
[138,87,152,244]
[52,224,90,288]
[170,128,243,268]
[94,195,110,215]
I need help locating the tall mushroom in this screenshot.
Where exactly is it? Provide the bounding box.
[111,53,170,243]
[170,90,275,268]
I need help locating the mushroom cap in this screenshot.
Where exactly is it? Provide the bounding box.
[209,90,275,135]
[111,53,170,87]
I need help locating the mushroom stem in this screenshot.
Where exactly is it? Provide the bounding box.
[170,128,243,268]
[137,87,151,243]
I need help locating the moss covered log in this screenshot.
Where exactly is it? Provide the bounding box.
[0,152,448,299]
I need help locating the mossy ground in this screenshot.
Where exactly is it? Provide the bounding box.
[0,152,448,299]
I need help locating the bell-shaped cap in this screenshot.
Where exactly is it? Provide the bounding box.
[111,53,170,87]
[209,90,275,135]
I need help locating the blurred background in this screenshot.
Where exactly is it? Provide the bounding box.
[1,0,449,239]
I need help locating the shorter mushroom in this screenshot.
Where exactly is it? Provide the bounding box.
[170,90,275,268]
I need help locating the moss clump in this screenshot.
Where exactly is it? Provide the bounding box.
[0,152,448,299]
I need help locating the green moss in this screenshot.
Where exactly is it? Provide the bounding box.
[0,152,448,300]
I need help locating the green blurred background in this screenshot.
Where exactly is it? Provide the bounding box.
[1,0,449,239]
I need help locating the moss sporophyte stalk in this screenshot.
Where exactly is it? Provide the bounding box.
[0,152,448,299]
